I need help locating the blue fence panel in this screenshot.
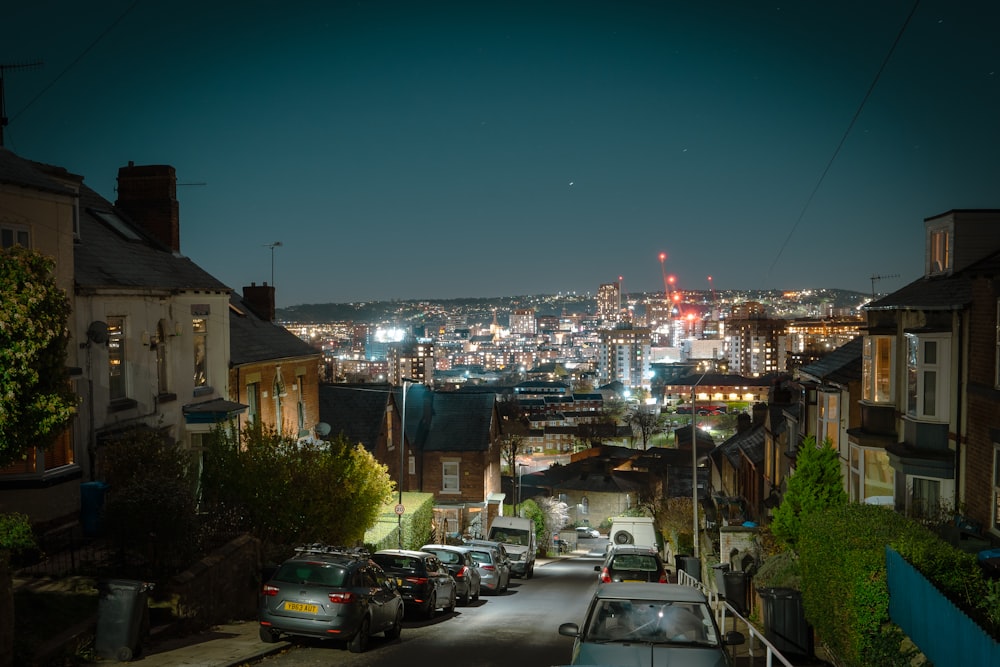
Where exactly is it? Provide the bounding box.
[886,547,1000,666]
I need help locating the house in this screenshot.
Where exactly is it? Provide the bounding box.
[318,383,503,539]
[228,286,321,440]
[852,209,1000,547]
[0,150,82,528]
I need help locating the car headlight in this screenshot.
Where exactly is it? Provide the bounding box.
[509,553,523,561]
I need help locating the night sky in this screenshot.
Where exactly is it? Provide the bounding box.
[3,1,999,307]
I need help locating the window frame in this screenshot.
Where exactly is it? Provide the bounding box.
[862,335,894,404]
[192,317,208,389]
[441,460,460,494]
[107,316,128,402]
[0,222,31,248]
[817,390,840,450]
[905,333,950,422]
[927,224,952,275]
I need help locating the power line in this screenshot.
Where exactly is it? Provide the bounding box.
[766,0,921,283]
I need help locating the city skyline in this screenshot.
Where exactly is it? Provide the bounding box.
[3,1,999,307]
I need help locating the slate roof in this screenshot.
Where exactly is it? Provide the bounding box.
[865,273,971,311]
[229,293,318,365]
[712,424,766,468]
[74,181,230,292]
[318,383,392,452]
[797,336,863,387]
[0,148,77,195]
[421,392,496,452]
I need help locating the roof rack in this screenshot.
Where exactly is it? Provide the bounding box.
[294,544,370,559]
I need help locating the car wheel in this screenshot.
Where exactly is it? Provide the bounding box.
[259,626,278,643]
[348,617,369,654]
[460,586,470,606]
[445,587,457,613]
[527,563,534,579]
[424,592,436,619]
[384,606,403,641]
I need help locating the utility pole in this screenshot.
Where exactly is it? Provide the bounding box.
[0,60,42,147]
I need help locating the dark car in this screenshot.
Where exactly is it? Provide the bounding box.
[595,544,668,584]
[372,549,458,618]
[420,544,482,605]
[259,544,403,653]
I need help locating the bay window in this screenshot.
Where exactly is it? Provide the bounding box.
[862,336,894,403]
[905,333,950,421]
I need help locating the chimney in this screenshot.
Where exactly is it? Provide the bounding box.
[115,162,180,252]
[242,282,276,322]
[736,412,753,433]
[751,402,768,426]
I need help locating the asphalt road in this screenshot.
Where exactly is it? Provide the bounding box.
[256,545,607,667]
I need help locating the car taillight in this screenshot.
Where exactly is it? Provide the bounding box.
[658,572,668,583]
[329,591,356,604]
[262,584,279,597]
[455,566,467,580]
[405,576,428,585]
[599,568,611,584]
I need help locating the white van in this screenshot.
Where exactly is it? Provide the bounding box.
[488,516,537,578]
[608,516,658,551]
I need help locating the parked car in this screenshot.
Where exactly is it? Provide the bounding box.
[558,582,744,665]
[259,544,403,653]
[463,538,512,571]
[420,544,482,605]
[371,549,457,618]
[595,544,668,584]
[576,526,601,539]
[464,543,511,594]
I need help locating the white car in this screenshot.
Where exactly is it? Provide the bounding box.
[576,526,601,539]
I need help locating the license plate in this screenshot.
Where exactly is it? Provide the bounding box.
[624,579,643,583]
[284,601,318,613]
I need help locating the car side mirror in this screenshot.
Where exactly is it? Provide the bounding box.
[724,630,745,645]
[558,622,580,638]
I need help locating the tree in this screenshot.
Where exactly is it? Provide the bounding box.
[770,436,847,548]
[200,425,394,554]
[0,246,76,468]
[627,408,666,450]
[102,428,200,578]
[601,396,628,425]
[501,433,525,476]
[523,496,569,554]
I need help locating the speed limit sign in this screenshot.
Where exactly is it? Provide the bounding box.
[394,503,405,515]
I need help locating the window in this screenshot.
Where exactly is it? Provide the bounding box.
[927,225,952,275]
[817,391,840,450]
[862,336,894,403]
[442,461,460,494]
[908,477,942,520]
[273,374,285,432]
[581,496,589,515]
[906,334,950,421]
[246,382,260,425]
[107,316,127,401]
[296,372,305,433]
[849,445,893,504]
[192,318,208,388]
[1,223,30,248]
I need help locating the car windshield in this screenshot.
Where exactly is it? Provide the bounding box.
[273,562,348,587]
[426,549,460,565]
[584,598,719,646]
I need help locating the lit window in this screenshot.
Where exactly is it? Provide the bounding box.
[927,226,952,275]
[849,445,892,504]
[817,392,840,450]
[108,316,127,401]
[246,382,260,425]
[862,336,894,403]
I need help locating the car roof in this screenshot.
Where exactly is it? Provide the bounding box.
[593,583,707,603]
[421,544,471,553]
[608,545,660,556]
[373,549,433,558]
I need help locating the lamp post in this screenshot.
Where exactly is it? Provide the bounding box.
[398,378,419,548]
[517,463,527,517]
[691,370,708,558]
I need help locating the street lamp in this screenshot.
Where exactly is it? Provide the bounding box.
[691,370,708,558]
[398,377,419,548]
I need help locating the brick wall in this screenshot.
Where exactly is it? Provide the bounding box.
[168,534,262,630]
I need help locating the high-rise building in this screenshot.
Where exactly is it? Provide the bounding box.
[597,282,621,322]
[598,324,652,390]
[510,308,537,335]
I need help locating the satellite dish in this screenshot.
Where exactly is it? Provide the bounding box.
[87,321,109,344]
[315,422,331,437]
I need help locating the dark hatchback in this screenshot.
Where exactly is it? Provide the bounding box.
[259,545,403,653]
[596,544,669,584]
[372,549,458,618]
